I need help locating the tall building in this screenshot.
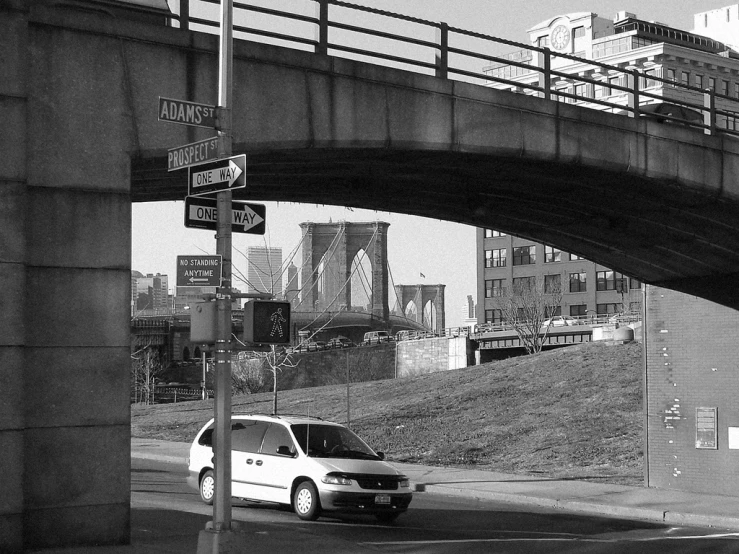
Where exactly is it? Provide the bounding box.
[247,246,283,296]
[477,230,642,326]
[131,272,169,313]
[484,6,739,130]
[477,5,739,325]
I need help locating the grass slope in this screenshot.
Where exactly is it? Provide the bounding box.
[132,340,643,485]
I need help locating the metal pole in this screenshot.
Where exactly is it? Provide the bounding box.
[212,0,234,533]
[346,349,350,426]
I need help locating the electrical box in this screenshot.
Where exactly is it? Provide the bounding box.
[190,301,217,344]
[244,300,291,344]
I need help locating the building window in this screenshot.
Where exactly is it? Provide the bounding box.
[681,71,690,86]
[485,248,506,268]
[721,80,729,96]
[667,68,676,84]
[735,83,739,98]
[544,274,561,294]
[545,245,562,263]
[640,69,658,89]
[569,272,586,293]
[630,277,642,289]
[485,279,505,298]
[709,77,716,91]
[538,36,550,48]
[545,305,562,318]
[513,245,536,266]
[570,304,587,317]
[597,303,621,316]
[596,271,628,291]
[570,253,583,261]
[695,74,703,89]
[484,228,493,238]
[485,309,503,324]
[512,276,535,294]
[484,229,507,238]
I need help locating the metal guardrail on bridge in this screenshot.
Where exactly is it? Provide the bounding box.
[165,0,739,138]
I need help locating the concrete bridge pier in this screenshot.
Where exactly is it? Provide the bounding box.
[1,2,132,549]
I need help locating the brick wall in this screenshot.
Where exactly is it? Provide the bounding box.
[646,286,739,495]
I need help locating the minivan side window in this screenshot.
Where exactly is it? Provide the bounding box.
[261,423,296,457]
[231,420,269,453]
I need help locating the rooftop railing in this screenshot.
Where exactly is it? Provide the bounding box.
[165,0,739,138]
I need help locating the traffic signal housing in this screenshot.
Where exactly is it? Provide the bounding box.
[244,300,291,344]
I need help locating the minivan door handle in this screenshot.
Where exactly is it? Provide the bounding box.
[255,460,263,466]
[246,459,253,465]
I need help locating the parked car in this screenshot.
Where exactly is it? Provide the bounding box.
[187,414,412,522]
[327,336,355,349]
[363,331,392,345]
[307,341,327,352]
[541,315,578,327]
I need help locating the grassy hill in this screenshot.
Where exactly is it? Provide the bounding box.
[132,340,643,486]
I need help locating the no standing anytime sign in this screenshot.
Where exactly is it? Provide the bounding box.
[176,255,222,288]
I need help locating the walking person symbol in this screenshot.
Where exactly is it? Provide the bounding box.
[270,307,286,338]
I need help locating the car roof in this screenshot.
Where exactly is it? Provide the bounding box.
[228,413,343,427]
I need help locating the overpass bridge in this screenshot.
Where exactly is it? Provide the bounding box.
[3,0,739,550]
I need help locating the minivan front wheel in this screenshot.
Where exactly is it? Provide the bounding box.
[200,470,215,505]
[293,481,321,521]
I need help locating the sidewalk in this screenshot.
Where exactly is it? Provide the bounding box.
[132,437,739,531]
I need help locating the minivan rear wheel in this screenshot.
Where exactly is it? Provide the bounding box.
[293,481,321,521]
[200,470,215,505]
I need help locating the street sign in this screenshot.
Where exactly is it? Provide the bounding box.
[167,137,220,172]
[184,196,266,234]
[244,300,291,344]
[188,155,246,197]
[176,255,222,287]
[158,96,217,129]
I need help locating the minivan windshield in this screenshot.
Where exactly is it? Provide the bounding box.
[291,424,380,460]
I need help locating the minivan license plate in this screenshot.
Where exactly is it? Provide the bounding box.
[375,494,391,504]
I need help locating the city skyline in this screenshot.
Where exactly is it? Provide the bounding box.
[132,0,728,327]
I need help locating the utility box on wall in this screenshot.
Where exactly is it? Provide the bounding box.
[190,301,217,344]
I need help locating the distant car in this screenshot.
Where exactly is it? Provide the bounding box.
[187,414,412,522]
[363,331,392,345]
[327,337,355,349]
[541,316,578,327]
[306,341,327,352]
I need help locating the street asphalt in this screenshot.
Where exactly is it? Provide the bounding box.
[27,438,739,553]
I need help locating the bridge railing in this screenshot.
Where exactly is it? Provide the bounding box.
[167,0,739,139]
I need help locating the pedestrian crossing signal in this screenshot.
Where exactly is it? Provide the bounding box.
[244,300,291,344]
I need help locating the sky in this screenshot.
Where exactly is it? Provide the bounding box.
[133,0,728,327]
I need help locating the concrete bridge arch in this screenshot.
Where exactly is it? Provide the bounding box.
[4,1,739,549]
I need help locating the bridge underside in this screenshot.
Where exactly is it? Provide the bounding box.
[133,146,739,309]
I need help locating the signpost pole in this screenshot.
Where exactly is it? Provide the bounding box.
[212,0,234,538]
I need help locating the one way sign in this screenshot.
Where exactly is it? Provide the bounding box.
[188,155,246,197]
[184,196,266,235]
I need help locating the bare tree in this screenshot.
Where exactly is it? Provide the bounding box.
[131,344,164,404]
[491,274,564,355]
[233,347,300,414]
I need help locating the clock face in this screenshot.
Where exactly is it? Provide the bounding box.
[550,25,570,51]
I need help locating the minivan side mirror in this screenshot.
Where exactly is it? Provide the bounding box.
[376,451,385,460]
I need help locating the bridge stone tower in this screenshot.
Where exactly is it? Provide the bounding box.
[299,221,390,323]
[395,284,446,334]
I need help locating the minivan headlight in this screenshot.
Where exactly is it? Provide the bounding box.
[322,473,352,486]
[399,478,410,488]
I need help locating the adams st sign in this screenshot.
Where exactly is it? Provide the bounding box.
[158,97,217,129]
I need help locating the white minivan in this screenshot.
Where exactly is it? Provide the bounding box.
[187,414,412,522]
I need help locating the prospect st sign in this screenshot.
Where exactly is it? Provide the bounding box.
[184,196,266,234]
[176,255,222,287]
[167,137,220,171]
[188,155,246,196]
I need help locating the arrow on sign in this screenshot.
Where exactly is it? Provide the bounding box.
[191,159,242,190]
[189,277,211,284]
